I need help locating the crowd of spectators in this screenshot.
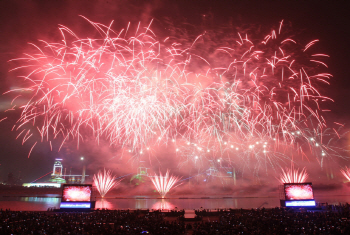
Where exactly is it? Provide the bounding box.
[0,209,185,235]
[192,206,350,234]
[1,204,350,234]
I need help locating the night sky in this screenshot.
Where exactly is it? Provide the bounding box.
[0,0,349,195]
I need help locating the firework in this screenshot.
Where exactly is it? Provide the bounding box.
[340,167,350,182]
[62,186,91,201]
[150,170,180,198]
[279,164,308,184]
[284,184,314,200]
[93,169,120,197]
[5,17,344,170]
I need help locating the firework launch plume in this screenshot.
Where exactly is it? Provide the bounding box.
[93,169,120,197]
[279,164,308,184]
[340,167,350,182]
[4,17,346,170]
[150,170,180,198]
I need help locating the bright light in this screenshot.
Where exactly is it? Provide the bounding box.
[5,18,340,171]
[93,169,120,197]
[279,165,308,184]
[150,170,180,198]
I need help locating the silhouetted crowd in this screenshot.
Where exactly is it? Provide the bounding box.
[193,205,350,234]
[1,204,350,234]
[0,209,185,235]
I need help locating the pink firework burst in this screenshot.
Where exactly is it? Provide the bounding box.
[62,186,91,202]
[340,167,350,182]
[93,169,120,197]
[150,170,181,198]
[5,17,345,171]
[285,184,314,200]
[279,165,308,184]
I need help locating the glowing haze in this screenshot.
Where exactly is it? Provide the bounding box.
[3,17,346,173]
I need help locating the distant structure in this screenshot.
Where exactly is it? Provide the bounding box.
[5,172,22,186]
[130,161,149,185]
[82,165,86,183]
[52,159,63,177]
[23,158,90,187]
[137,166,149,176]
[206,167,218,177]
[50,158,66,183]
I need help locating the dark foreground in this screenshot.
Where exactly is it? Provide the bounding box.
[1,204,350,235]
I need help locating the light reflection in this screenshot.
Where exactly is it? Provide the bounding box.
[135,198,148,209]
[151,199,175,210]
[9,196,350,211]
[20,197,59,203]
[95,199,113,210]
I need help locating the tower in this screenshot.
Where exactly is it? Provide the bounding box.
[137,160,149,176]
[50,158,66,183]
[52,158,63,177]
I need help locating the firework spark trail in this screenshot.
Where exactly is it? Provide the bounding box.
[93,169,120,197]
[5,17,344,169]
[279,164,308,184]
[150,170,181,198]
[9,18,189,150]
[340,167,350,182]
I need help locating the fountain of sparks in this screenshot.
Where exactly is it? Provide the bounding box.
[150,170,180,198]
[279,165,309,184]
[93,169,120,198]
